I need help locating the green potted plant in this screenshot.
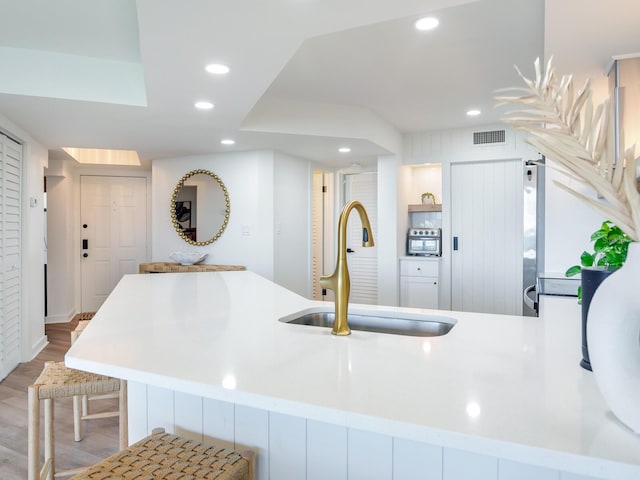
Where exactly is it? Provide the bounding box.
[421,192,436,205]
[565,221,632,300]
[565,221,632,370]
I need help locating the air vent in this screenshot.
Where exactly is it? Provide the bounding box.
[473,129,506,145]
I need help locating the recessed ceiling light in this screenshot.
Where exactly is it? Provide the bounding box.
[195,101,214,110]
[221,139,235,145]
[466,109,481,116]
[415,17,439,31]
[205,63,230,75]
[338,147,351,153]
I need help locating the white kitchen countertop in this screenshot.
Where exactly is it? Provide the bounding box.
[65,271,640,478]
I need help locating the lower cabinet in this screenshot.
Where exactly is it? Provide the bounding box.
[399,258,440,309]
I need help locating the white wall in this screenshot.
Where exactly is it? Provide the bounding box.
[152,151,276,280]
[377,155,400,306]
[543,171,606,275]
[543,0,623,275]
[397,163,413,244]
[0,112,48,361]
[273,152,312,297]
[408,164,443,206]
[45,159,76,323]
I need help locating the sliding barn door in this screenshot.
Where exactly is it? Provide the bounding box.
[451,159,523,315]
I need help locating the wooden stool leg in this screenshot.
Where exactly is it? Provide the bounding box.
[119,380,128,450]
[43,397,54,480]
[27,385,39,480]
[73,395,83,442]
[81,394,89,416]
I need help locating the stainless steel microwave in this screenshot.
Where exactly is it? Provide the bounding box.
[407,228,442,256]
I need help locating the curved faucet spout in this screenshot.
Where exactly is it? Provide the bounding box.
[320,200,375,335]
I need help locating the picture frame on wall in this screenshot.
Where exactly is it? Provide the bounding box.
[174,201,191,230]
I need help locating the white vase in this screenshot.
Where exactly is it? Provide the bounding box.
[587,241,640,433]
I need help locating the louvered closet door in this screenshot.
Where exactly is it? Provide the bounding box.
[344,172,378,305]
[0,133,22,381]
[311,171,324,300]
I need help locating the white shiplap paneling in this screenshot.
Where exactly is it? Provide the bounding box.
[126,386,601,480]
[307,419,348,480]
[393,437,443,480]
[235,405,269,480]
[203,397,235,445]
[348,428,392,480]
[269,412,306,479]
[443,448,498,480]
[450,159,523,315]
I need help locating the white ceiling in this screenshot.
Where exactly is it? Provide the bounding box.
[0,0,548,167]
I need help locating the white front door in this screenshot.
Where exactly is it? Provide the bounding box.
[80,176,147,312]
[344,172,378,305]
[450,159,523,315]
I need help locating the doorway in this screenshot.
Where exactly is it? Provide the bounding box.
[311,170,379,305]
[311,170,334,301]
[80,176,147,312]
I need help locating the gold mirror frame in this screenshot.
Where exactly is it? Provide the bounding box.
[170,169,230,246]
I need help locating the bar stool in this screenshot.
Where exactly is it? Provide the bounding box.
[28,361,127,480]
[70,320,121,443]
[70,428,253,480]
[70,320,91,344]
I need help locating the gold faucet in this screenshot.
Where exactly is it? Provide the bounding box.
[320,200,375,335]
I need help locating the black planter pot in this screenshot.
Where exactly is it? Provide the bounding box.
[580,267,616,371]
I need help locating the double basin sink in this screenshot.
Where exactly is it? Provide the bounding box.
[279,308,456,337]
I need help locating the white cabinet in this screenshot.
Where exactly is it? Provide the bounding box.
[399,258,439,309]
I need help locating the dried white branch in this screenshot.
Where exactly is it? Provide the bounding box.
[497,57,640,241]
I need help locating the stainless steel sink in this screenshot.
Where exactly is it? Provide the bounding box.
[280,310,455,337]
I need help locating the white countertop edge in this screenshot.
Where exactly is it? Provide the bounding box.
[399,256,442,260]
[65,353,637,480]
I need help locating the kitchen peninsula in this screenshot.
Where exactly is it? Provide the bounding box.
[65,271,640,480]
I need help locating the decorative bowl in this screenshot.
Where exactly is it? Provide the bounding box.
[169,251,208,266]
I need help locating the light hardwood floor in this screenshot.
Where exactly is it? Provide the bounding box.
[0,317,120,479]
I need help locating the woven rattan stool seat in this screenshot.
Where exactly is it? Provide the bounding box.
[33,361,121,399]
[70,431,251,480]
[28,361,127,480]
[70,320,91,344]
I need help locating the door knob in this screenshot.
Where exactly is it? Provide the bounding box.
[83,253,88,258]
[346,248,355,253]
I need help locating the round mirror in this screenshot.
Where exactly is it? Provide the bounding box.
[170,169,230,246]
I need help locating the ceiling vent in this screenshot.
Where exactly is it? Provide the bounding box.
[473,129,506,146]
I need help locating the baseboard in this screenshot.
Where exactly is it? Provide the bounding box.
[29,334,49,361]
[45,308,77,324]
